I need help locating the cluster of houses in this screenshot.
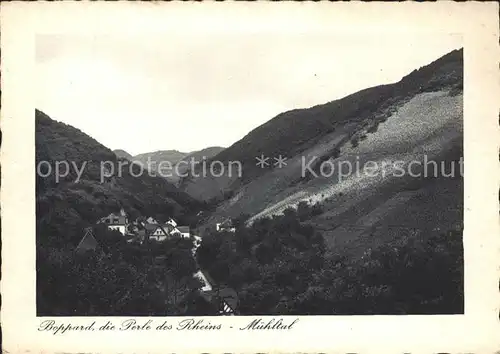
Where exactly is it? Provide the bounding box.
[76,210,240,254]
[97,208,191,243]
[76,208,193,253]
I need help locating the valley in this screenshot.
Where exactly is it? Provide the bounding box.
[114,147,225,185]
[35,48,464,316]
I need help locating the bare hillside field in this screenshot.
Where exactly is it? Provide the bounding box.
[245,91,462,223]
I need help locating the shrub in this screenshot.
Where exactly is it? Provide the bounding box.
[367,124,379,133]
[311,203,323,216]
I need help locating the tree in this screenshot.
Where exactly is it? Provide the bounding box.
[297,201,311,221]
[232,213,250,229]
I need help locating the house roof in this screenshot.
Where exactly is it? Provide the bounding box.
[163,224,176,232]
[133,223,177,242]
[147,223,176,235]
[177,226,190,233]
[199,287,238,315]
[166,218,177,225]
[153,225,170,234]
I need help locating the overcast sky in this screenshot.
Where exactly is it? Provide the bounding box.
[36,33,461,156]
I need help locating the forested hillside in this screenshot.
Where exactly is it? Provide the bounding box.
[198,202,463,314]
[36,109,201,237]
[193,48,464,314]
[36,110,206,315]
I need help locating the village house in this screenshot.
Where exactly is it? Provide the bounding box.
[216,219,236,233]
[166,218,177,227]
[196,275,237,315]
[147,224,191,241]
[147,223,176,242]
[176,226,191,238]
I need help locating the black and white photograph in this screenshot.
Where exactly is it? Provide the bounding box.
[35,32,464,317]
